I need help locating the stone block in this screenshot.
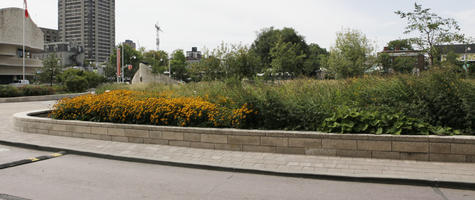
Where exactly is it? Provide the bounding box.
[275,147,305,154]
[467,156,475,163]
[336,150,371,158]
[243,145,275,153]
[124,129,149,138]
[400,152,429,161]
[430,154,466,162]
[430,143,451,154]
[322,139,357,150]
[357,140,391,151]
[149,131,162,139]
[67,125,90,134]
[37,129,49,134]
[305,148,337,156]
[71,132,84,138]
[288,138,321,148]
[190,142,215,149]
[128,137,144,144]
[392,142,429,153]
[111,136,129,142]
[184,133,201,142]
[162,132,184,140]
[169,141,190,147]
[51,124,67,132]
[372,151,400,160]
[38,123,52,130]
[107,128,125,136]
[261,137,288,147]
[451,143,475,155]
[82,134,104,140]
[214,144,242,151]
[144,138,169,145]
[228,135,260,145]
[201,134,228,144]
[91,127,108,135]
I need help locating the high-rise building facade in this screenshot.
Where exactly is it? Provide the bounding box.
[58,0,115,63]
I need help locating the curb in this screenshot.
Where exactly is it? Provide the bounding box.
[1,139,474,190]
[0,93,88,103]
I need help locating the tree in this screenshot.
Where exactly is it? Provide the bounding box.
[303,43,328,76]
[38,54,62,86]
[395,3,465,66]
[226,45,260,80]
[251,27,308,69]
[387,39,414,50]
[269,40,306,78]
[170,50,188,81]
[327,29,374,79]
[106,44,143,81]
[143,50,169,74]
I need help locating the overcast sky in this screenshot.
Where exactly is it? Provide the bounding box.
[2,0,475,53]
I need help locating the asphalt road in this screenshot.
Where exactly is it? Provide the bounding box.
[0,144,474,200]
[1,101,475,200]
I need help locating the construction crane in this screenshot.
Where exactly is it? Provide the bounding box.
[155,22,163,51]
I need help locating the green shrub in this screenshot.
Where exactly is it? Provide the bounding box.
[19,85,55,96]
[0,85,22,97]
[59,68,104,90]
[65,76,89,92]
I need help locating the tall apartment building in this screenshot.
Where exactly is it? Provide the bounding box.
[58,0,115,63]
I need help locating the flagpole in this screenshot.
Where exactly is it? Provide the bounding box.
[22,1,26,81]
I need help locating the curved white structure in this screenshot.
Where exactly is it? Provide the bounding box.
[0,8,44,84]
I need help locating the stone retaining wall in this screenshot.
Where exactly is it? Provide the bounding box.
[14,110,475,163]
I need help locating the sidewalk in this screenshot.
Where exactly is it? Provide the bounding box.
[1,101,474,188]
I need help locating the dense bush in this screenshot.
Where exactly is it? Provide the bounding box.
[51,90,256,128]
[59,68,105,92]
[89,69,474,135]
[0,85,56,97]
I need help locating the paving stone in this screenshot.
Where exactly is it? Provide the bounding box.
[214,144,242,151]
[261,137,288,147]
[91,127,108,135]
[392,141,429,153]
[162,131,184,140]
[400,152,429,161]
[169,141,190,147]
[149,131,162,139]
[128,137,145,144]
[183,133,201,142]
[371,151,400,160]
[336,150,372,158]
[124,129,149,138]
[243,145,275,153]
[305,148,337,156]
[357,140,391,151]
[322,139,357,150]
[430,143,451,154]
[228,135,260,145]
[67,125,91,134]
[111,136,128,142]
[201,134,227,144]
[275,147,305,154]
[288,138,321,148]
[451,143,475,155]
[190,142,215,149]
[107,128,125,136]
[430,154,466,162]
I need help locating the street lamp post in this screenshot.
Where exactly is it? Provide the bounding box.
[464,46,471,76]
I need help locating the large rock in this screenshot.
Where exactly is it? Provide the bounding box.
[131,63,177,85]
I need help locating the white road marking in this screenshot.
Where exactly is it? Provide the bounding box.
[0,148,10,153]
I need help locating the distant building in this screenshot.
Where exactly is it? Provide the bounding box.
[32,42,85,67]
[124,40,136,50]
[58,0,115,63]
[436,44,475,63]
[379,47,425,72]
[186,47,202,65]
[40,28,59,43]
[0,8,44,84]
